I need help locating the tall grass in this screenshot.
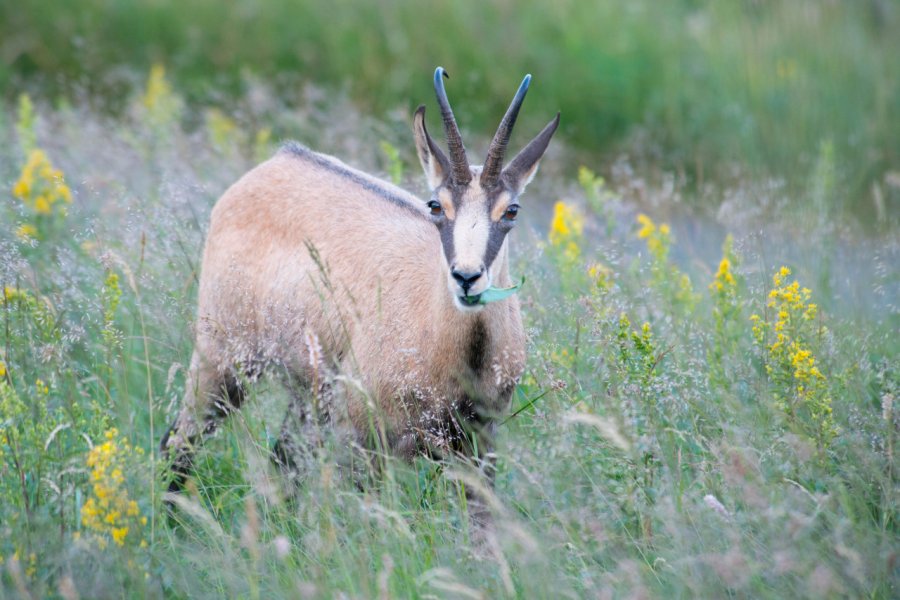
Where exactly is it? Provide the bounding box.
[0,69,897,597]
[2,0,898,219]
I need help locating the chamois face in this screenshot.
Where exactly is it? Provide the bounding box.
[413,68,559,313]
[426,170,521,312]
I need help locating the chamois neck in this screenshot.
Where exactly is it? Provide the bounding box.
[430,240,512,361]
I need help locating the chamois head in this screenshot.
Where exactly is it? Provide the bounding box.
[414,67,559,312]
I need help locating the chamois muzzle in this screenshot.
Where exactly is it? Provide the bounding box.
[451,266,485,293]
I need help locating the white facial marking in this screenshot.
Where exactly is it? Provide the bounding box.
[453,202,490,273]
[446,197,493,308]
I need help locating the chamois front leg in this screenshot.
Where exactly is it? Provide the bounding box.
[271,392,318,480]
[446,393,509,529]
[160,352,246,496]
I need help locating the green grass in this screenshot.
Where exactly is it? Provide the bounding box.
[0,68,897,598]
[2,0,898,220]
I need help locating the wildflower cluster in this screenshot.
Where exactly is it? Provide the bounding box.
[636,213,670,261]
[635,214,698,310]
[751,267,835,449]
[711,236,743,324]
[100,271,123,349]
[81,429,147,548]
[548,200,584,263]
[12,149,73,239]
[711,250,736,296]
[706,236,745,383]
[616,312,657,383]
[711,255,736,298]
[142,63,182,132]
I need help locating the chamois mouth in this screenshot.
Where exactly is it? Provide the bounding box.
[459,293,482,306]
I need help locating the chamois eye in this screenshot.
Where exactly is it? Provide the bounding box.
[503,204,520,221]
[427,200,443,216]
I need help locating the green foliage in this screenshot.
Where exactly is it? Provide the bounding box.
[100,271,122,350]
[379,140,404,185]
[1,0,898,219]
[15,94,36,156]
[579,165,616,236]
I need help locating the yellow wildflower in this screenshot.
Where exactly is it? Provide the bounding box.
[588,262,613,290]
[12,177,30,199]
[635,213,672,261]
[111,527,129,545]
[34,195,50,214]
[710,256,736,293]
[143,63,182,129]
[0,361,6,378]
[752,266,835,448]
[548,201,584,262]
[636,213,655,239]
[636,213,697,309]
[11,148,72,225]
[144,64,172,111]
[16,223,38,240]
[58,183,72,203]
[550,201,582,241]
[81,428,146,548]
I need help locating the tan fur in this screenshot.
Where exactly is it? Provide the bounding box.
[489,191,514,222]
[437,188,456,220]
[163,69,558,498]
[164,149,526,468]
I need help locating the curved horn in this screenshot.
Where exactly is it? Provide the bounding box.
[434,67,471,184]
[481,74,531,189]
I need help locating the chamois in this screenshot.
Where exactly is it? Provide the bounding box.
[161,68,559,498]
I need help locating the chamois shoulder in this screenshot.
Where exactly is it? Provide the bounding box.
[279,141,428,221]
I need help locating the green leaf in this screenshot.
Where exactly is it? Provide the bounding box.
[478,276,525,305]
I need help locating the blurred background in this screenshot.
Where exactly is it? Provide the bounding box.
[2,0,898,227]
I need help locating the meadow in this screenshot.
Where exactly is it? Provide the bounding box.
[1,2,899,598]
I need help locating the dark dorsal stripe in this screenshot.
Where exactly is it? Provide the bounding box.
[280,142,428,222]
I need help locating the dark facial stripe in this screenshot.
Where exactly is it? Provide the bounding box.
[438,219,455,265]
[280,141,428,221]
[483,222,509,270]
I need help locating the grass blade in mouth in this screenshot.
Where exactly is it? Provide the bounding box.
[477,276,525,305]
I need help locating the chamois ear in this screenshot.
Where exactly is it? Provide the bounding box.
[414,105,450,190]
[501,113,560,194]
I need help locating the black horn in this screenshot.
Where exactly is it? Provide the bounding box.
[434,67,472,184]
[481,74,531,189]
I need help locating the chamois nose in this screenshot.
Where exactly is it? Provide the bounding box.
[451,267,484,292]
